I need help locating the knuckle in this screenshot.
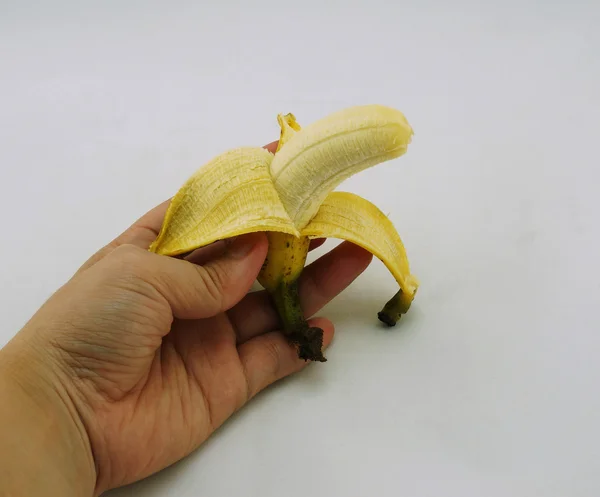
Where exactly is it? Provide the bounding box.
[263,338,285,377]
[110,243,144,262]
[109,244,148,274]
[103,244,156,297]
[196,263,228,310]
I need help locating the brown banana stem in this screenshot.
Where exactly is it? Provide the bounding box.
[377,289,413,326]
[269,280,326,362]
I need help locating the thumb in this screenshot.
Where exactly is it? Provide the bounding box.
[118,232,268,320]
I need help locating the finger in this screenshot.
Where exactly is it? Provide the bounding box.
[308,238,326,251]
[183,240,228,265]
[185,237,322,264]
[238,317,334,400]
[105,232,268,321]
[229,241,373,342]
[264,140,279,153]
[76,199,171,274]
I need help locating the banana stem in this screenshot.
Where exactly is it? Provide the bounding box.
[269,280,326,362]
[377,289,412,326]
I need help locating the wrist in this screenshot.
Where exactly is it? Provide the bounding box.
[0,336,97,497]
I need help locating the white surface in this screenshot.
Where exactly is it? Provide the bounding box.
[1,1,600,496]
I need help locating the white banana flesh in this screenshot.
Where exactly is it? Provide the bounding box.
[270,104,413,228]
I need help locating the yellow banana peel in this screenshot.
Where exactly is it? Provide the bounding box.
[149,104,418,362]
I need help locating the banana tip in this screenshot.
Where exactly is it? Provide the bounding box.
[291,327,327,362]
[377,311,399,327]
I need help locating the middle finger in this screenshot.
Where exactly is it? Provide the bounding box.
[228,241,373,343]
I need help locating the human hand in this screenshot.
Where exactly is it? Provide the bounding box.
[0,142,372,495]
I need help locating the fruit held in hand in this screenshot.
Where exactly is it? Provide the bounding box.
[149,104,419,361]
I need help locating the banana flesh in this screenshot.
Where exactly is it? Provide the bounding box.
[270,104,413,228]
[148,104,419,361]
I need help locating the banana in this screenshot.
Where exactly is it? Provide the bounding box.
[149,104,418,362]
[256,113,321,360]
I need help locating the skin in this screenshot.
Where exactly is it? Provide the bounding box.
[0,140,373,496]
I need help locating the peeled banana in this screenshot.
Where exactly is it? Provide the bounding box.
[149,104,418,362]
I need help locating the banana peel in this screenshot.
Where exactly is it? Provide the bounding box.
[149,104,418,362]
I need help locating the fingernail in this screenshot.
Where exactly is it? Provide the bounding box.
[227,233,260,259]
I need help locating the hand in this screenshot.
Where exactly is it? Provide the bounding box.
[0,146,372,495]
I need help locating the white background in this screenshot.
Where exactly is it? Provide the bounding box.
[1,1,599,496]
